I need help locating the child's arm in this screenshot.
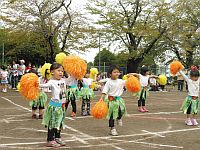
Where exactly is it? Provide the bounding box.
[149,75,159,79]
[98,78,109,83]
[39,80,51,88]
[99,93,106,101]
[179,70,189,82]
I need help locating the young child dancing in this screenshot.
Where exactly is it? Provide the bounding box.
[65,74,79,117]
[0,66,9,93]
[131,66,158,112]
[99,65,126,136]
[40,63,66,147]
[180,66,200,126]
[80,72,94,116]
[29,69,47,119]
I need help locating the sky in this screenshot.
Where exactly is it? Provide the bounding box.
[70,0,99,63]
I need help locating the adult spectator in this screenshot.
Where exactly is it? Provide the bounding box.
[18,60,26,81]
[11,61,18,89]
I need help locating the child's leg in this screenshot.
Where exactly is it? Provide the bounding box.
[81,99,86,115]
[109,113,115,128]
[86,98,91,115]
[31,104,37,119]
[117,107,122,120]
[55,129,65,146]
[38,103,45,119]
[71,94,76,114]
[109,113,118,136]
[1,83,5,92]
[117,107,123,126]
[47,128,56,142]
[191,114,198,125]
[138,90,145,111]
[185,104,193,125]
[39,109,44,119]
[55,129,61,139]
[4,83,7,92]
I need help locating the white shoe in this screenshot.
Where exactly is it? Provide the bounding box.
[4,89,7,92]
[185,119,193,126]
[117,119,123,126]
[110,128,118,136]
[191,119,198,126]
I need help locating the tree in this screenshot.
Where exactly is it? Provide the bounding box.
[1,0,72,62]
[94,48,116,66]
[163,0,200,68]
[4,30,54,65]
[87,0,173,72]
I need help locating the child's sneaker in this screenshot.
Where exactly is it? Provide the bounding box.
[46,140,60,147]
[87,111,91,116]
[32,114,37,119]
[71,112,76,117]
[185,119,193,126]
[81,111,87,116]
[142,107,149,112]
[117,119,123,126]
[191,119,198,126]
[38,115,43,119]
[55,138,66,146]
[138,107,145,113]
[110,128,118,136]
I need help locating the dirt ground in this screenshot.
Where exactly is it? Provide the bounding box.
[0,87,200,150]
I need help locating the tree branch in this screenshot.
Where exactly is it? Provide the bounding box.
[61,0,72,51]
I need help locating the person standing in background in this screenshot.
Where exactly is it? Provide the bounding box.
[177,71,184,91]
[18,60,26,81]
[11,61,18,89]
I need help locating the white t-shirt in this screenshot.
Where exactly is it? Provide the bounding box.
[102,78,125,96]
[180,70,200,97]
[139,74,149,87]
[149,78,157,85]
[82,78,92,86]
[40,78,66,103]
[18,64,26,75]
[65,76,78,86]
[12,64,18,76]
[1,70,8,80]
[39,76,51,92]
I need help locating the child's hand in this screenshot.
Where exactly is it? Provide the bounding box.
[99,98,104,101]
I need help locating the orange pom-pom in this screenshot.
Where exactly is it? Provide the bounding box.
[63,55,87,79]
[20,73,39,100]
[91,100,108,119]
[170,61,184,75]
[125,76,141,93]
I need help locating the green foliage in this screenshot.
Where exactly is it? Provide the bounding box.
[87,0,171,72]
[94,48,116,66]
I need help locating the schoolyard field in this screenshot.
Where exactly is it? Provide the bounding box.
[0,87,200,150]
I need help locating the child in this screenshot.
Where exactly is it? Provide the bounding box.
[180,67,200,126]
[131,67,158,112]
[0,66,9,92]
[65,75,79,117]
[99,65,126,136]
[80,72,94,116]
[29,69,48,119]
[40,63,66,147]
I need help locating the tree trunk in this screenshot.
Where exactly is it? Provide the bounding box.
[48,35,54,63]
[127,57,144,73]
[186,51,193,68]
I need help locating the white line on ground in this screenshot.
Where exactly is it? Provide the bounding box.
[0,119,10,123]
[142,130,165,138]
[1,97,31,112]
